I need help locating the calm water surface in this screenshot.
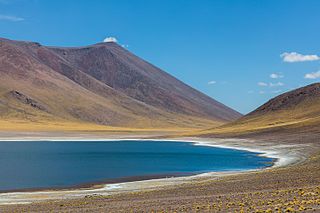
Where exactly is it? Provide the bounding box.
[0,140,274,191]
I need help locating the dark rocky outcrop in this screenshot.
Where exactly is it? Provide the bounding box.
[7,90,47,112]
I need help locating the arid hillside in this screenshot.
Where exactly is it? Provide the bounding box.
[195,83,320,136]
[0,38,241,131]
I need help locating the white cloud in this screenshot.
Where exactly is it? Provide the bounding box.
[103,37,118,43]
[208,80,216,85]
[280,52,320,62]
[270,73,284,79]
[258,81,284,87]
[259,91,265,94]
[304,70,320,79]
[271,89,282,94]
[258,82,268,87]
[0,15,24,21]
[269,82,284,87]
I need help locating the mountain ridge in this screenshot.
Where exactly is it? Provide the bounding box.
[0,37,241,130]
[49,41,239,121]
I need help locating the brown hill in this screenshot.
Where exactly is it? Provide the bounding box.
[0,38,241,131]
[248,83,320,116]
[49,42,240,121]
[195,83,320,136]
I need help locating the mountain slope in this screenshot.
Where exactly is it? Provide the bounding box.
[49,42,240,121]
[0,38,241,131]
[195,83,320,136]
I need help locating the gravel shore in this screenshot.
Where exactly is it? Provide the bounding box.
[0,131,319,212]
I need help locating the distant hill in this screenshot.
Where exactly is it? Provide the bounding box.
[196,83,320,136]
[0,38,241,131]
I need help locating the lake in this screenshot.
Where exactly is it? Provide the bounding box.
[0,140,274,191]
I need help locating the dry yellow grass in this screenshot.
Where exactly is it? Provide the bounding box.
[0,119,199,133]
[185,96,320,136]
[0,74,224,131]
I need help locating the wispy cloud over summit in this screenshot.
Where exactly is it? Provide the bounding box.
[103,37,118,43]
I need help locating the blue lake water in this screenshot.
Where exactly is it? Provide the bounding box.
[0,140,274,191]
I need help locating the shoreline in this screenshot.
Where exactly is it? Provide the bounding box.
[0,137,305,167]
[0,137,308,205]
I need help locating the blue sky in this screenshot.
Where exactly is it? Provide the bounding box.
[1,0,320,114]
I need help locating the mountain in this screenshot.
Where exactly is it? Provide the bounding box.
[0,38,241,131]
[196,83,320,136]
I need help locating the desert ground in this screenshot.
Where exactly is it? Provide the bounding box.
[0,127,319,213]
